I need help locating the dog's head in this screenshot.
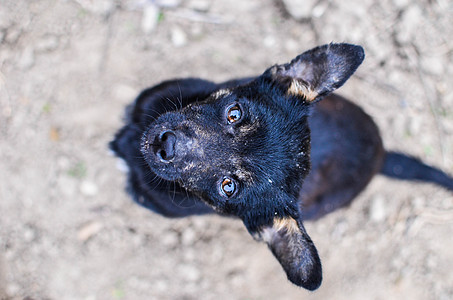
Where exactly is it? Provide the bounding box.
[141,43,364,290]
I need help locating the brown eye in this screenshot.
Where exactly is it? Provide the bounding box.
[227,104,242,123]
[221,177,236,197]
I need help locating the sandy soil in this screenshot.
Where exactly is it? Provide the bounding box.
[1,0,453,299]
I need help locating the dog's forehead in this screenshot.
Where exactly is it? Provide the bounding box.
[172,85,310,191]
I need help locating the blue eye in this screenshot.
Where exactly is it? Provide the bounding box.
[221,177,236,197]
[227,104,242,123]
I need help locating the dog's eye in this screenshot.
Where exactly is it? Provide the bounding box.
[227,104,242,123]
[220,177,236,197]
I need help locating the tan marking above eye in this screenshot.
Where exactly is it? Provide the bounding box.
[227,104,242,123]
[221,177,236,197]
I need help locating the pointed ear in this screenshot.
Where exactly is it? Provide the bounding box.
[256,216,322,290]
[267,43,364,102]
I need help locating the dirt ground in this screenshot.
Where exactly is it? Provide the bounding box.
[1,0,453,299]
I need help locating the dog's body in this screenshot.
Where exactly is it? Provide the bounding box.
[110,44,453,290]
[111,79,385,219]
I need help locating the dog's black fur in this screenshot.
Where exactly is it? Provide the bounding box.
[110,43,453,291]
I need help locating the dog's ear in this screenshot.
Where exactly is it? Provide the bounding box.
[255,216,322,290]
[267,43,364,102]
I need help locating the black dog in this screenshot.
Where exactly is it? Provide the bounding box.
[110,43,453,291]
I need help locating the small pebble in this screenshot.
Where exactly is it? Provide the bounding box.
[154,279,169,292]
[23,226,36,243]
[77,221,103,242]
[161,231,179,248]
[393,0,411,9]
[420,55,445,76]
[263,36,276,48]
[178,264,201,282]
[370,196,386,222]
[187,0,211,12]
[282,0,317,20]
[171,27,187,47]
[181,227,196,246]
[284,39,299,53]
[141,4,160,34]
[80,180,99,197]
[157,0,181,8]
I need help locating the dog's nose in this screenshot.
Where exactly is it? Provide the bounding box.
[156,130,176,162]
